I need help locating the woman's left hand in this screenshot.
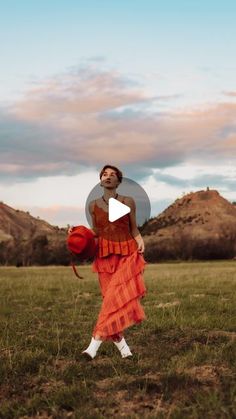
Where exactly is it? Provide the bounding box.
[67,226,74,234]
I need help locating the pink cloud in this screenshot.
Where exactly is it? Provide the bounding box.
[1,67,236,181]
[12,70,153,120]
[223,91,236,97]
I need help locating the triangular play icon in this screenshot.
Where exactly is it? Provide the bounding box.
[108,198,131,222]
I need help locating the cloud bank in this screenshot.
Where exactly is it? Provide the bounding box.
[0,66,235,187]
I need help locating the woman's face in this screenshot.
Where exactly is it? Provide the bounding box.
[101,168,119,188]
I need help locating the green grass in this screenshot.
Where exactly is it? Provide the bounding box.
[0,262,235,418]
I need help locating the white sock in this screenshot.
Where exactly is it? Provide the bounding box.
[82,337,103,359]
[113,337,133,358]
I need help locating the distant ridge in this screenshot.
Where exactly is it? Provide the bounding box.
[141,189,236,261]
[0,202,69,266]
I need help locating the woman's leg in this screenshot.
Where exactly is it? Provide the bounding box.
[111,332,124,342]
[94,334,103,340]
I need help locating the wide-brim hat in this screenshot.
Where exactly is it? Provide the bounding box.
[67,225,97,260]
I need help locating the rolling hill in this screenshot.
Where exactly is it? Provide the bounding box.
[141,189,236,261]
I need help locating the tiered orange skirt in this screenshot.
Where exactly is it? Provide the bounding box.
[92,250,147,341]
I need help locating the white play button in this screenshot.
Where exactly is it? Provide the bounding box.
[85,177,151,239]
[108,197,131,222]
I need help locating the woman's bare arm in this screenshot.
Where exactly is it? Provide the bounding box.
[88,200,98,237]
[125,197,145,253]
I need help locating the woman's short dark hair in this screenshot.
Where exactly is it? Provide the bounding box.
[99,165,123,184]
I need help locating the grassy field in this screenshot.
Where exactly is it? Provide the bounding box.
[0,261,235,418]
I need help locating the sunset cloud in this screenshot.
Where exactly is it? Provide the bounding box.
[1,67,236,185]
[223,91,236,97]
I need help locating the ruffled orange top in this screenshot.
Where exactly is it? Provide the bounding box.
[93,200,138,257]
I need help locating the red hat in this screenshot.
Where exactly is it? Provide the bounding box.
[67,225,97,278]
[67,225,97,258]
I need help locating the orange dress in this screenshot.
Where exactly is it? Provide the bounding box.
[91,200,147,341]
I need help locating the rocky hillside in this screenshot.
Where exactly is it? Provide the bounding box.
[141,189,236,261]
[0,202,69,266]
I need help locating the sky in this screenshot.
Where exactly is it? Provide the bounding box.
[1,0,236,227]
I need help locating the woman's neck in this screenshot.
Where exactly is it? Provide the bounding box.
[103,189,118,200]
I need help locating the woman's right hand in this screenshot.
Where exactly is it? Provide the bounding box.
[67,226,74,234]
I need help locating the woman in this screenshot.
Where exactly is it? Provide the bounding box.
[80,165,147,359]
